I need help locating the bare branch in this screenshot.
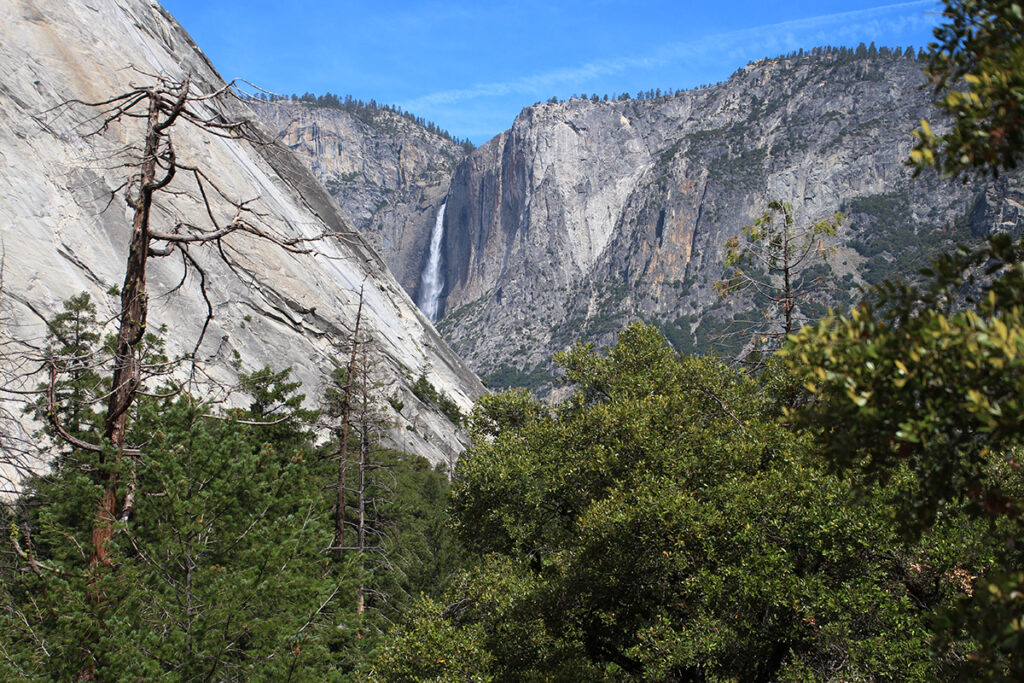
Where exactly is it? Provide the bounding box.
[203,413,291,426]
[179,247,213,359]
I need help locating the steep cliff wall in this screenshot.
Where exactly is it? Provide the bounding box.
[437,53,1024,384]
[0,0,484,480]
[249,101,466,297]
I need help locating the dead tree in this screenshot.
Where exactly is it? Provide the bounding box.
[322,283,393,614]
[326,282,365,559]
[356,382,370,615]
[39,76,339,579]
[352,338,390,615]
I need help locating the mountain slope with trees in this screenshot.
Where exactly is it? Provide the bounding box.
[255,46,1024,392]
[0,0,478,673]
[372,5,1024,677]
[1,0,1022,678]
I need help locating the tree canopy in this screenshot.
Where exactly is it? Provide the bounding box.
[911,0,1024,178]
[373,325,1008,680]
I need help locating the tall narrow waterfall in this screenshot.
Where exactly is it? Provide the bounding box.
[418,201,447,322]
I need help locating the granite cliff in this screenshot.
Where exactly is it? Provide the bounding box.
[0,0,483,482]
[249,100,467,298]
[436,51,1024,386]
[250,50,1024,391]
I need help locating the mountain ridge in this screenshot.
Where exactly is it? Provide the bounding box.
[436,49,1024,387]
[249,49,1024,393]
[249,99,468,298]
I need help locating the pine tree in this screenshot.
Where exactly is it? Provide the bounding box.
[2,304,350,679]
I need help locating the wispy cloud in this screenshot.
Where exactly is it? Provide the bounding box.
[403,1,938,110]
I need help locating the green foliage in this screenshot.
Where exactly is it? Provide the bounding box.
[372,594,497,681]
[934,567,1024,681]
[707,146,768,191]
[785,4,1024,672]
[844,193,913,243]
[239,364,319,446]
[785,234,1024,678]
[378,324,996,680]
[786,233,1024,527]
[656,310,751,360]
[411,373,464,426]
[841,191,980,287]
[28,293,105,451]
[376,452,467,605]
[717,200,843,346]
[911,0,1024,178]
[786,237,1024,675]
[3,391,348,680]
[1,300,466,680]
[274,91,475,151]
[480,362,551,391]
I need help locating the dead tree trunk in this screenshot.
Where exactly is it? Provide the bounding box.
[33,76,339,679]
[92,81,188,570]
[350,332,388,617]
[333,283,365,558]
[40,76,331,572]
[356,418,368,615]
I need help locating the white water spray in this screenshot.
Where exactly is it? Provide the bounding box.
[418,201,447,322]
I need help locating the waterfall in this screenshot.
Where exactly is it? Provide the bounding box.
[418,201,446,322]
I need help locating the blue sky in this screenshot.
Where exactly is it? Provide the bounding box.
[161,0,943,144]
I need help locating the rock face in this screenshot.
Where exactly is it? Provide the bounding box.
[249,101,466,299]
[436,52,1024,385]
[0,0,484,481]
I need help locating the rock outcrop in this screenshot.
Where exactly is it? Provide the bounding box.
[0,0,484,483]
[249,100,466,298]
[436,52,1024,385]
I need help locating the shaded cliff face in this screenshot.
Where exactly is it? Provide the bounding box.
[249,101,465,297]
[0,0,483,477]
[438,53,1024,385]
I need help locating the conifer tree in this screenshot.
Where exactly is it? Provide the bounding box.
[2,298,352,679]
[715,200,843,352]
[20,75,340,678]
